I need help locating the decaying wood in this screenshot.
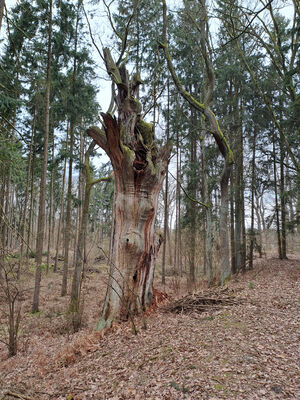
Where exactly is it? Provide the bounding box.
[5,392,34,400]
[163,288,242,314]
[87,48,172,329]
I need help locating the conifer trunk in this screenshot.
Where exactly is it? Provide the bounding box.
[32,0,52,312]
[54,129,68,272]
[273,139,282,259]
[61,121,74,296]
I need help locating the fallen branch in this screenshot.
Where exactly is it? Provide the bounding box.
[163,287,242,314]
[5,392,34,400]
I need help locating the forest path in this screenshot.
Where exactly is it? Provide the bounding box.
[0,256,299,399]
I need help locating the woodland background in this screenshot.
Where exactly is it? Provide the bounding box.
[0,0,299,398]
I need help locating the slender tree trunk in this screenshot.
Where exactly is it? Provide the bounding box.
[19,111,35,274]
[73,128,85,268]
[201,136,213,283]
[280,135,287,258]
[54,128,68,272]
[178,150,182,276]
[297,150,300,249]
[187,110,197,290]
[167,223,173,266]
[273,139,282,259]
[174,129,179,274]
[234,130,242,272]
[161,78,170,285]
[254,193,264,258]
[0,176,5,268]
[61,121,74,296]
[27,153,35,257]
[46,133,55,272]
[161,172,168,285]
[230,174,236,274]
[32,0,52,312]
[219,162,231,285]
[239,119,246,271]
[61,0,81,295]
[249,127,257,270]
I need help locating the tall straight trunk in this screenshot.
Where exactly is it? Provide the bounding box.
[239,111,246,271]
[19,111,35,273]
[249,127,257,270]
[4,112,15,249]
[177,149,182,276]
[280,135,287,258]
[72,128,85,268]
[61,121,74,296]
[54,128,68,272]
[234,130,242,272]
[61,0,80,295]
[167,224,173,266]
[4,174,11,249]
[240,172,246,270]
[273,139,282,259]
[230,174,236,274]
[46,133,55,272]
[32,0,52,312]
[0,176,5,268]
[27,152,36,256]
[297,150,300,248]
[219,162,231,285]
[87,49,171,329]
[161,164,168,285]
[255,193,264,257]
[200,136,213,283]
[161,78,170,285]
[174,129,179,274]
[187,110,197,290]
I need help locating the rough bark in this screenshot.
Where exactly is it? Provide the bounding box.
[87,49,171,329]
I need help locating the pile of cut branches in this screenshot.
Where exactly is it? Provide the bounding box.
[163,287,241,314]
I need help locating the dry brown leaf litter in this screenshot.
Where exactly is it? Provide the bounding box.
[0,256,299,399]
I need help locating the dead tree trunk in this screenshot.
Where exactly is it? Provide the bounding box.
[87,49,171,329]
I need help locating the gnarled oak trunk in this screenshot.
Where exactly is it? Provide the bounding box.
[87,49,171,329]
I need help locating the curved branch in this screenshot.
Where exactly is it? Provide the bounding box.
[161,0,233,164]
[86,126,108,153]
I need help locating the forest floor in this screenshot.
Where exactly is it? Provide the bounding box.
[0,255,299,400]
